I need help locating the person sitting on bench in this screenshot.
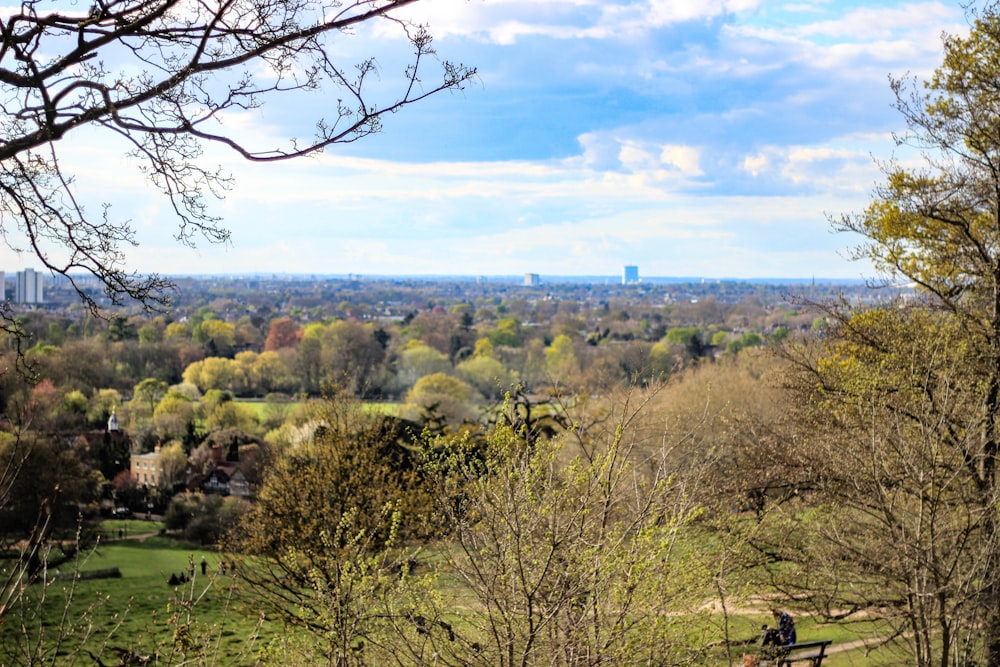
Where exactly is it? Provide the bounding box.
[771,608,796,645]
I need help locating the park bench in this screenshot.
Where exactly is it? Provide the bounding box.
[758,640,833,666]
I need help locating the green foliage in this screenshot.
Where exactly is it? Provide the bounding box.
[488,316,522,348]
[768,325,789,343]
[665,326,702,345]
[153,392,197,442]
[397,340,451,388]
[403,372,478,425]
[204,401,259,434]
[232,397,438,662]
[545,333,579,379]
[424,403,717,666]
[106,315,137,342]
[134,377,169,414]
[455,354,515,400]
[725,332,763,355]
[0,541,273,665]
[165,492,248,544]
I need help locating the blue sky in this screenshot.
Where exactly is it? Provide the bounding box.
[15,0,970,279]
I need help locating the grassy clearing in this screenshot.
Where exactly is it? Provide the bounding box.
[94,518,165,542]
[2,541,279,666]
[4,536,912,666]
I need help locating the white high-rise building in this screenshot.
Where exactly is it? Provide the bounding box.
[623,265,639,285]
[16,268,44,304]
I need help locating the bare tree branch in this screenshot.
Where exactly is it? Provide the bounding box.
[0,0,476,309]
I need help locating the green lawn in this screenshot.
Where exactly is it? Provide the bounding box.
[2,536,919,666]
[2,541,279,666]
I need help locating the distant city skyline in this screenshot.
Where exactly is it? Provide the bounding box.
[17,267,872,286]
[0,1,968,279]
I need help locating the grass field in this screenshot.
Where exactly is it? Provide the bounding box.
[3,537,279,666]
[2,529,911,666]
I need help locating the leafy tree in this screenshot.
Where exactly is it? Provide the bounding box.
[488,317,523,348]
[778,306,990,666]
[134,377,169,416]
[646,340,677,381]
[163,322,192,341]
[319,319,389,396]
[0,433,102,578]
[231,397,436,662]
[137,321,163,346]
[197,319,236,357]
[424,400,717,666]
[156,440,189,488]
[264,317,300,351]
[473,337,496,358]
[165,491,247,544]
[297,333,323,394]
[455,354,515,400]
[545,333,579,381]
[204,401,258,435]
[397,340,451,388]
[153,393,197,445]
[792,9,1000,664]
[402,372,478,426]
[106,316,137,342]
[0,0,475,306]
[62,389,88,416]
[725,332,763,355]
[87,388,121,427]
[231,350,294,396]
[183,357,237,393]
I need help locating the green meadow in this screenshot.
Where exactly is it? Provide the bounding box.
[3,529,901,666]
[3,532,280,666]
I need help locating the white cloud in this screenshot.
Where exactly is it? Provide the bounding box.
[660,145,704,177]
[739,138,884,194]
[396,0,762,44]
[797,2,957,40]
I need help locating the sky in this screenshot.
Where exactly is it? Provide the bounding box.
[6,0,974,280]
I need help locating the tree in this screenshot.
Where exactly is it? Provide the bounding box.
[320,320,388,396]
[204,400,258,435]
[402,372,477,426]
[422,397,717,666]
[264,317,300,351]
[230,396,436,663]
[86,387,121,428]
[455,354,515,400]
[0,432,102,578]
[156,440,189,488]
[0,0,475,307]
[797,8,1000,664]
[545,333,579,382]
[777,306,990,667]
[397,340,450,388]
[183,357,237,393]
[133,377,168,416]
[196,320,236,357]
[153,391,196,443]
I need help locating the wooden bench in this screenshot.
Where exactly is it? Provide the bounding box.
[758,640,833,666]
